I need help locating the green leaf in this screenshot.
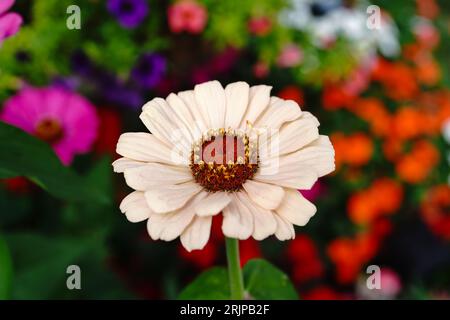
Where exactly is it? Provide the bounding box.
[0,236,13,299]
[178,259,298,300]
[178,267,230,300]
[243,259,298,300]
[4,232,132,299]
[0,122,109,204]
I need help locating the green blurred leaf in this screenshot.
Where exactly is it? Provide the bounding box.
[0,122,109,204]
[5,232,133,299]
[179,259,298,300]
[0,236,13,299]
[178,267,230,300]
[243,259,298,300]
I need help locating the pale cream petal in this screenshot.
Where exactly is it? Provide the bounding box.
[144,181,203,214]
[146,208,194,241]
[112,157,145,173]
[180,216,213,251]
[224,81,249,128]
[276,189,317,226]
[254,97,302,130]
[166,93,203,141]
[124,163,193,191]
[194,80,226,129]
[222,194,253,240]
[140,98,192,157]
[116,132,185,165]
[239,85,272,128]
[254,154,319,189]
[293,135,335,177]
[146,192,204,241]
[195,191,231,216]
[178,90,209,133]
[243,180,284,210]
[274,214,295,240]
[277,112,320,155]
[236,192,277,240]
[119,191,153,223]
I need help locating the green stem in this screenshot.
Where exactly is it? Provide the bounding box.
[225,237,245,300]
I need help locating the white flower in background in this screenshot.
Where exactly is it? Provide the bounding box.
[279,0,400,59]
[113,81,335,251]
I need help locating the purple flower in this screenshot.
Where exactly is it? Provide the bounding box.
[131,53,166,88]
[107,0,149,29]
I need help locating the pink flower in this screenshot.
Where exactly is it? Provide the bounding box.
[277,44,303,68]
[248,16,272,36]
[168,0,207,34]
[253,61,269,79]
[1,86,99,165]
[0,0,22,43]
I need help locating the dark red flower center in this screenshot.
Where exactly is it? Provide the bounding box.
[35,118,63,144]
[190,129,258,192]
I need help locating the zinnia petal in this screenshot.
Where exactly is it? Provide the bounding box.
[116,132,186,166]
[224,81,250,128]
[194,80,226,129]
[124,163,193,191]
[236,192,277,240]
[180,216,213,251]
[243,180,285,210]
[120,191,153,223]
[144,181,203,213]
[239,85,272,127]
[222,194,253,240]
[254,96,302,129]
[195,191,232,216]
[276,189,317,226]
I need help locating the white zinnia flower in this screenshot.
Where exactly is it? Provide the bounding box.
[113,81,335,251]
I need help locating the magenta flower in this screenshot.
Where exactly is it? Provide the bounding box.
[0,0,22,43]
[0,86,99,165]
[168,0,207,34]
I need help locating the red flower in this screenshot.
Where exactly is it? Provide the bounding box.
[421,185,450,241]
[178,241,218,269]
[239,239,262,267]
[278,85,304,106]
[322,85,355,110]
[287,235,324,283]
[95,108,122,157]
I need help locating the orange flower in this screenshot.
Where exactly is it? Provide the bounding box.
[278,85,304,106]
[418,90,450,135]
[331,132,374,168]
[415,57,441,86]
[350,98,391,137]
[348,178,403,225]
[348,191,379,225]
[371,178,404,214]
[372,60,418,101]
[396,140,439,183]
[421,185,450,241]
[385,64,418,101]
[344,133,374,166]
[392,107,424,140]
